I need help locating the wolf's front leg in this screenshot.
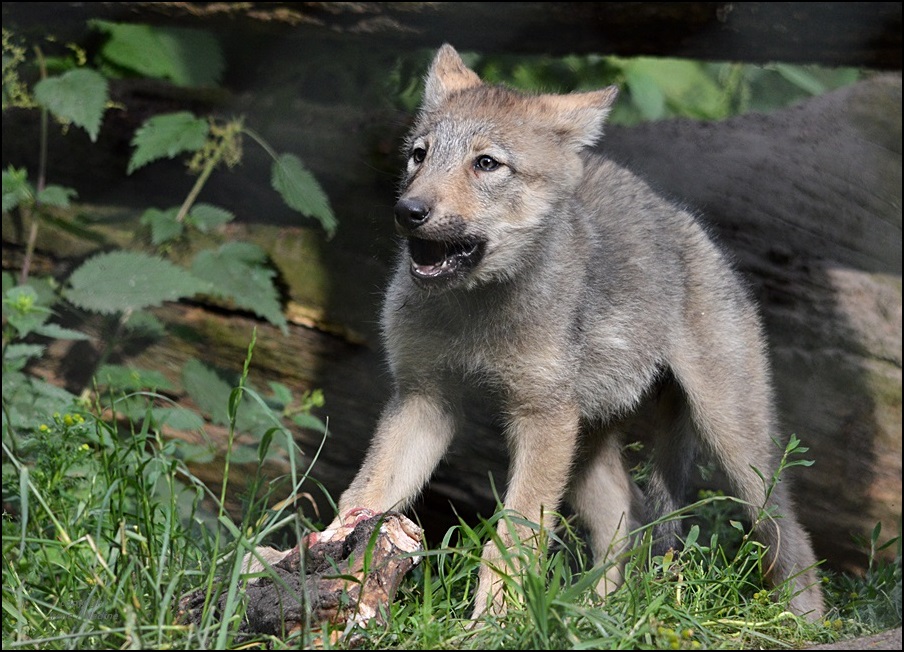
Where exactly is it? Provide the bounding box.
[472,400,581,619]
[337,390,456,520]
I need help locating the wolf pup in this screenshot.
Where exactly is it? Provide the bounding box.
[334,44,825,620]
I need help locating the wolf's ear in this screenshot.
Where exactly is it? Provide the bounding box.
[422,44,482,112]
[540,86,620,149]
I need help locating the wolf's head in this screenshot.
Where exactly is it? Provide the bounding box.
[395,44,618,290]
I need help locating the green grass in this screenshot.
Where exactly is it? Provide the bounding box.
[2,397,900,650]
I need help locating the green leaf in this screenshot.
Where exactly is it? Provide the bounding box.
[128,112,209,175]
[92,21,224,87]
[290,412,327,432]
[173,441,216,463]
[228,446,260,464]
[4,343,46,365]
[150,406,205,431]
[258,428,274,462]
[123,311,167,339]
[3,285,51,338]
[191,242,288,332]
[625,58,727,121]
[187,203,234,232]
[33,323,90,341]
[95,363,173,391]
[624,69,665,121]
[64,251,210,314]
[2,372,77,433]
[181,359,275,433]
[2,167,34,212]
[37,185,78,208]
[773,64,827,96]
[125,311,166,340]
[140,207,183,245]
[33,68,109,142]
[267,381,294,408]
[682,524,700,550]
[271,153,337,236]
[181,358,232,426]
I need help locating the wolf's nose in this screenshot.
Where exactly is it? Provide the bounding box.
[394,198,431,230]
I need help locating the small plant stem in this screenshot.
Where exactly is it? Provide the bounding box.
[241,126,279,161]
[175,147,222,224]
[19,46,49,285]
[174,119,242,224]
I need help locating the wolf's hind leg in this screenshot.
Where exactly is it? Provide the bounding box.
[569,429,644,597]
[670,339,826,620]
[644,380,699,556]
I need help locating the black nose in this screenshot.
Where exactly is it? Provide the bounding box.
[394,198,431,231]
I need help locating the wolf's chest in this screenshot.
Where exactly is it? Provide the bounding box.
[387,292,550,380]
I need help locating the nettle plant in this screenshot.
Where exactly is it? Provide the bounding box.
[2,23,332,464]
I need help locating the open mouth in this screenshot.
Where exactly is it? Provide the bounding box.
[408,237,485,283]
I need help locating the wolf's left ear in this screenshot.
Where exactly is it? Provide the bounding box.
[540,86,619,149]
[422,44,482,112]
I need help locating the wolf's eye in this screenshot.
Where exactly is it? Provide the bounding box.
[411,147,427,164]
[475,155,500,172]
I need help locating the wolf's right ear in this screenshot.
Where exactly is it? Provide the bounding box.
[422,44,482,112]
[540,86,620,149]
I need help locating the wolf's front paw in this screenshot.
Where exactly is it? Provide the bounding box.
[305,507,380,546]
[470,561,510,621]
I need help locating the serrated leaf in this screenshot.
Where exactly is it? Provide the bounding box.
[64,251,210,314]
[181,358,275,434]
[291,412,327,432]
[140,207,183,245]
[151,406,205,431]
[2,167,34,212]
[92,21,224,87]
[625,69,665,121]
[2,372,78,432]
[271,153,337,236]
[4,343,46,363]
[34,68,108,142]
[123,311,167,339]
[191,242,287,332]
[171,440,215,463]
[187,203,234,232]
[95,363,173,391]
[37,185,78,208]
[3,285,51,337]
[267,381,294,408]
[181,358,232,426]
[128,112,209,175]
[33,323,90,340]
[228,446,261,464]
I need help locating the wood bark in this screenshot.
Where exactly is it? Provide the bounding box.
[3,2,901,70]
